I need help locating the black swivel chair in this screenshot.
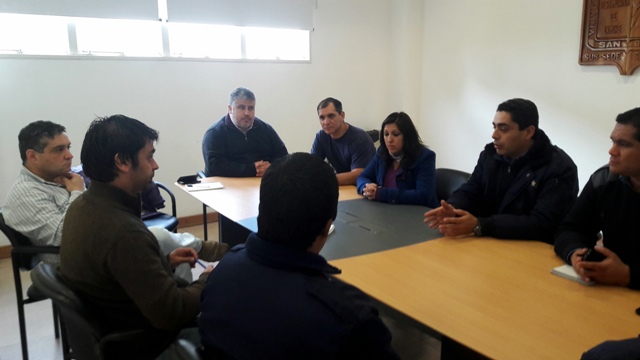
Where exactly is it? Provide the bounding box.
[30,263,148,360]
[0,209,63,360]
[435,168,471,202]
[366,129,380,144]
[143,181,179,233]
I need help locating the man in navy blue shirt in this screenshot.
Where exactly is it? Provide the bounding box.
[199,153,398,359]
[311,97,375,185]
[202,87,288,177]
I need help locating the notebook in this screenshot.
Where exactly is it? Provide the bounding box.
[551,264,595,286]
[185,182,224,192]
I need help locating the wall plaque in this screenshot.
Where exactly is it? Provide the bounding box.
[579,0,640,75]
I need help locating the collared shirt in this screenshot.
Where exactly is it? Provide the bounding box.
[3,167,83,264]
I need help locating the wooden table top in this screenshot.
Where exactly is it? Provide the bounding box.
[177,177,360,222]
[177,177,640,358]
[330,237,640,359]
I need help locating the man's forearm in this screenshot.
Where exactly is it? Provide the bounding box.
[337,169,364,186]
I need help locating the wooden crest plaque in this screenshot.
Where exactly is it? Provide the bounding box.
[579,0,640,75]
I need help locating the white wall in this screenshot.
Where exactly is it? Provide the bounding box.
[0,0,395,246]
[420,0,639,186]
[2,0,639,247]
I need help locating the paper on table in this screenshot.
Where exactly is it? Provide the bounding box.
[551,264,594,286]
[192,260,219,278]
[185,182,224,192]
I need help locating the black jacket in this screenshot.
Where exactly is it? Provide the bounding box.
[199,234,399,359]
[555,166,640,289]
[448,129,579,243]
[202,115,288,177]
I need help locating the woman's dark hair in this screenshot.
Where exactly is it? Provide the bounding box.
[378,112,424,170]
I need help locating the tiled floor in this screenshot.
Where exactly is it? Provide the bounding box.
[0,222,216,360]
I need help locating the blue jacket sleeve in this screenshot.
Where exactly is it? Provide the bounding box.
[377,148,437,207]
[356,153,380,195]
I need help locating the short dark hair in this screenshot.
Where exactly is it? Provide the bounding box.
[317,97,343,114]
[615,107,640,142]
[229,87,255,105]
[378,112,424,170]
[80,115,158,183]
[496,98,539,130]
[257,153,339,251]
[18,120,66,164]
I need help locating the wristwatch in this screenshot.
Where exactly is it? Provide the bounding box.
[473,221,482,237]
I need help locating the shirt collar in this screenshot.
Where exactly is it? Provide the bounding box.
[244,233,341,275]
[84,181,142,218]
[20,166,65,188]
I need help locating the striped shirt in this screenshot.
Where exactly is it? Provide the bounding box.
[2,167,83,265]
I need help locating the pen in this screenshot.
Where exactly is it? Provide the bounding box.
[196,259,207,269]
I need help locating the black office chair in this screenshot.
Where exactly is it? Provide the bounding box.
[143,181,179,233]
[0,209,64,360]
[366,129,380,144]
[435,168,471,202]
[30,263,148,360]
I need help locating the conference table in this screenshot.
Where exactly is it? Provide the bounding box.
[178,177,640,359]
[177,176,439,260]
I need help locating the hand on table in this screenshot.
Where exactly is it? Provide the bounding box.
[255,161,270,177]
[572,246,630,286]
[362,183,379,200]
[424,200,476,237]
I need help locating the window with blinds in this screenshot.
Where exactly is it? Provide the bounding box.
[0,0,312,61]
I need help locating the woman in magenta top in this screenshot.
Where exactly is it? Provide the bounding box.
[356,112,437,207]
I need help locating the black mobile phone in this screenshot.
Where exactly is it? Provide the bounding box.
[582,248,606,262]
[177,175,200,185]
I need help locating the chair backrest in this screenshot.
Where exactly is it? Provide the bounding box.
[30,263,105,360]
[435,168,471,202]
[31,263,168,359]
[366,129,380,144]
[154,181,176,218]
[0,209,41,270]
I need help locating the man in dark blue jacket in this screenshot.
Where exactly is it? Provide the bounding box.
[202,87,288,177]
[424,98,578,244]
[199,153,399,359]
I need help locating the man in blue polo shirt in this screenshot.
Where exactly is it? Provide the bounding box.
[311,97,375,185]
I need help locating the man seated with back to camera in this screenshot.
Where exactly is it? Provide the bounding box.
[199,153,399,359]
[424,98,579,243]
